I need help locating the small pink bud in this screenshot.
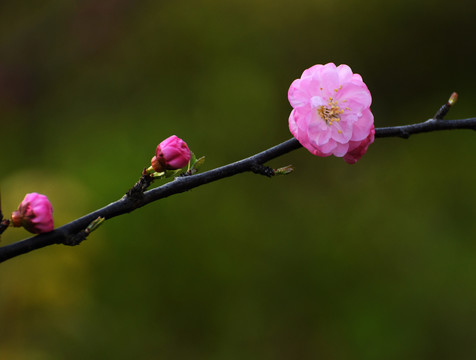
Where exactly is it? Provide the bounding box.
[151,135,191,172]
[11,193,54,234]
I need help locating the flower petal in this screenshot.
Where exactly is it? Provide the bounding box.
[336,64,353,83]
[332,142,350,157]
[350,109,374,141]
[338,82,372,110]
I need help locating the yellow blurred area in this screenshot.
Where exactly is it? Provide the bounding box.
[0,171,99,359]
[1,170,93,235]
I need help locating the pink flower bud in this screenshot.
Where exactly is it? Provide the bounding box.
[11,193,54,234]
[288,63,374,163]
[151,135,191,172]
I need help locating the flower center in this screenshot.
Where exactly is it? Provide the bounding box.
[317,97,344,126]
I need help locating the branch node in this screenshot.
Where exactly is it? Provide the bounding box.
[178,169,194,177]
[250,163,275,177]
[62,217,105,246]
[400,130,410,139]
[126,170,155,200]
[63,231,88,246]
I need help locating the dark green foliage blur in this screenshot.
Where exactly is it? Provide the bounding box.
[1,0,476,359]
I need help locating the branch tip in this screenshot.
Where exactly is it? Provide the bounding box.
[434,92,458,120]
[448,92,458,106]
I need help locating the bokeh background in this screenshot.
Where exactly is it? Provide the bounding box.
[1,0,476,359]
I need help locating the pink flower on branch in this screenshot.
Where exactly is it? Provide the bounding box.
[288,63,374,163]
[11,193,54,234]
[151,135,191,172]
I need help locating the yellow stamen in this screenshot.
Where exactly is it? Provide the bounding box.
[317,96,345,126]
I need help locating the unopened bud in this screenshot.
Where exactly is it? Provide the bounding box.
[274,165,295,176]
[152,135,191,172]
[448,92,458,106]
[85,217,105,234]
[11,193,54,234]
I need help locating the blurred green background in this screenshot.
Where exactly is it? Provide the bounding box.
[1,0,476,359]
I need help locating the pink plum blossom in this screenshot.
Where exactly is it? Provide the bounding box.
[288,63,374,163]
[11,193,54,234]
[151,135,191,172]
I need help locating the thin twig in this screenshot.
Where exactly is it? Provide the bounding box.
[375,117,476,139]
[1,113,476,263]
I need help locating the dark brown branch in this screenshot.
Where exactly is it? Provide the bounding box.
[375,117,476,139]
[1,114,476,263]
